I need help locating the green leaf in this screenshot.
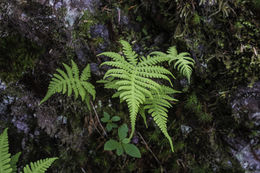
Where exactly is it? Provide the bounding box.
[111,116,120,122]
[106,123,118,132]
[101,112,110,122]
[116,144,124,156]
[122,143,141,158]
[122,138,130,144]
[118,124,128,141]
[104,140,119,151]
[10,152,21,173]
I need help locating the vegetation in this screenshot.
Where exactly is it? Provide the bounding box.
[0,0,259,172]
[40,60,96,110]
[99,40,193,151]
[0,128,57,173]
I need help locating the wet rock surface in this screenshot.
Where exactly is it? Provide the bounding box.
[226,81,260,173]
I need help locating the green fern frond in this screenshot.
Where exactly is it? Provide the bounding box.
[120,40,138,65]
[167,47,195,83]
[10,152,21,173]
[40,60,95,105]
[144,86,180,152]
[0,128,12,173]
[23,157,58,173]
[99,40,173,140]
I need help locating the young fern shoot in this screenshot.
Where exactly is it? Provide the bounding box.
[99,40,179,151]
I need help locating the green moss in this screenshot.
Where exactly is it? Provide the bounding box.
[0,34,44,83]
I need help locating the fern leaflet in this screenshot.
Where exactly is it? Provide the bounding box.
[10,152,21,173]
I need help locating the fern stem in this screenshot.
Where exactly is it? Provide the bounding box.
[90,101,107,137]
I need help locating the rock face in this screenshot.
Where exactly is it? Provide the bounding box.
[0,0,100,46]
[227,82,260,173]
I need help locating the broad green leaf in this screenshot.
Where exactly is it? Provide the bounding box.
[106,123,113,132]
[101,112,110,122]
[111,116,120,122]
[122,138,130,144]
[123,143,141,158]
[104,140,119,151]
[118,124,128,141]
[106,123,118,132]
[116,144,124,156]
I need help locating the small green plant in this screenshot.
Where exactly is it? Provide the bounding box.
[101,112,121,132]
[185,93,212,123]
[99,40,194,152]
[40,60,95,109]
[151,46,195,83]
[0,128,57,173]
[104,124,141,158]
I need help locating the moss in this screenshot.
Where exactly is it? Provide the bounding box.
[0,34,44,83]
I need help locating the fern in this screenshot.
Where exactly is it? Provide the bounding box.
[99,40,177,151]
[143,86,180,151]
[10,152,21,173]
[151,46,195,83]
[0,128,57,173]
[0,128,12,173]
[40,60,95,105]
[23,158,58,173]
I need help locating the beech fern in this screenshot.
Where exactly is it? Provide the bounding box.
[98,40,190,151]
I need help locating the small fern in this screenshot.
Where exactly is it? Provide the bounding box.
[23,158,58,173]
[0,128,12,173]
[151,46,195,83]
[99,40,178,151]
[40,60,95,105]
[0,128,57,173]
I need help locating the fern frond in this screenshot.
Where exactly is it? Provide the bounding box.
[120,40,138,65]
[40,60,95,104]
[99,40,174,140]
[10,152,21,173]
[0,128,12,173]
[167,46,178,57]
[144,86,180,152]
[167,47,195,83]
[23,157,58,173]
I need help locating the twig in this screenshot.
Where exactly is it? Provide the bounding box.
[91,101,107,136]
[138,132,161,165]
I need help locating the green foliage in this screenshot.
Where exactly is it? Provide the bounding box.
[40,60,96,106]
[99,40,183,151]
[185,93,212,123]
[0,128,57,173]
[10,152,21,173]
[101,112,121,132]
[0,128,12,173]
[151,46,195,83]
[0,35,44,82]
[104,124,141,158]
[23,158,58,173]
